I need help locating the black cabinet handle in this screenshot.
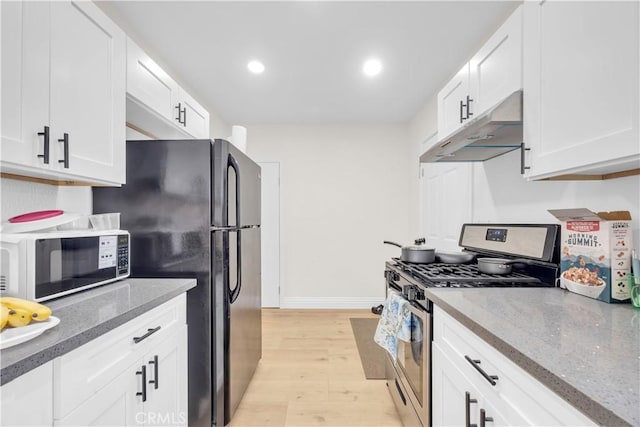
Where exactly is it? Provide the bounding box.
[175,103,187,126]
[175,102,183,124]
[133,326,161,344]
[520,143,531,175]
[58,133,69,168]
[465,391,478,427]
[136,365,147,402]
[465,355,499,386]
[460,100,466,123]
[466,95,474,119]
[480,409,494,427]
[148,355,159,389]
[37,126,50,164]
[394,379,407,406]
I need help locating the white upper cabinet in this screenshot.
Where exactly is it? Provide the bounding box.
[127,37,181,125]
[523,1,640,179]
[0,1,126,186]
[437,64,470,139]
[179,89,210,139]
[437,6,522,139]
[126,38,210,140]
[469,6,522,115]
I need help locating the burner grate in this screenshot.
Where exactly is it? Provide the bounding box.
[392,258,542,285]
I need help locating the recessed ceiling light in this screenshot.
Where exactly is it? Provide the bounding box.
[363,58,382,77]
[247,60,265,74]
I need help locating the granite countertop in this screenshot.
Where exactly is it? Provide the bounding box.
[0,278,196,385]
[426,287,639,427]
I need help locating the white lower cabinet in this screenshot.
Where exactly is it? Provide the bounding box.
[432,306,596,427]
[433,343,509,427]
[54,363,141,426]
[54,295,188,426]
[0,361,53,427]
[54,325,188,427]
[0,294,187,427]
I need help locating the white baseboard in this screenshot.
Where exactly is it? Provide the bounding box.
[279,297,385,309]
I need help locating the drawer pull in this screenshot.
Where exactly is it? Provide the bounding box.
[148,355,159,389]
[58,133,69,169]
[465,355,499,386]
[133,326,162,344]
[480,409,494,427]
[465,391,478,427]
[37,126,50,164]
[394,379,407,406]
[136,365,147,402]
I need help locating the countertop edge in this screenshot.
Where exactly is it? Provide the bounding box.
[425,290,630,427]
[0,280,196,386]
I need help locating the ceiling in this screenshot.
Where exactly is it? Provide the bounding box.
[97,1,520,125]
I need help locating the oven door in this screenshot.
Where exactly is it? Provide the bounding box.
[396,300,430,427]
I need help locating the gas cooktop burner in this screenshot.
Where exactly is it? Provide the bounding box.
[391,258,543,286]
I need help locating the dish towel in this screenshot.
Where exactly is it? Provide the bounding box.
[374,291,412,360]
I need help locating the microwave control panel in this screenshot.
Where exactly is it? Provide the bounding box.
[116,234,130,276]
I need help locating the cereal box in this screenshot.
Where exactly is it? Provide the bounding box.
[548,209,633,303]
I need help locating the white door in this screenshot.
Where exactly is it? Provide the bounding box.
[420,163,473,251]
[259,162,280,308]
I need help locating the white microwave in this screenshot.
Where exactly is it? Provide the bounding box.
[0,229,130,302]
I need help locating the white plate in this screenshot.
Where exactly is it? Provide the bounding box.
[0,316,60,350]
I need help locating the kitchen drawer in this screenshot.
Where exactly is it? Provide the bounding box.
[433,306,595,426]
[53,293,186,419]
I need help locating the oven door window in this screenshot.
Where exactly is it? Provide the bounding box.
[35,237,117,299]
[400,310,425,403]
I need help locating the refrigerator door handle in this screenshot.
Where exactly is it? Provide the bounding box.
[229,229,242,304]
[228,153,242,304]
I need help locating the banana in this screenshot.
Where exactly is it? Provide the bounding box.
[0,304,9,331]
[0,297,52,322]
[6,307,32,328]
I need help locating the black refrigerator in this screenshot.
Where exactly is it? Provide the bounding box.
[93,139,262,427]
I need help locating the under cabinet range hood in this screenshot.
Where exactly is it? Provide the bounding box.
[420,90,523,163]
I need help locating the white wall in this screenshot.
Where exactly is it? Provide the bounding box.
[246,124,411,308]
[473,151,640,244]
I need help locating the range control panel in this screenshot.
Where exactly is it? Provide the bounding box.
[459,224,559,262]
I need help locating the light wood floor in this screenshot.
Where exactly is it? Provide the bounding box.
[228,309,402,427]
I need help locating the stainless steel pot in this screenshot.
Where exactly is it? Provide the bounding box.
[477,257,532,275]
[384,240,435,264]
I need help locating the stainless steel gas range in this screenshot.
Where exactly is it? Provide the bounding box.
[384,223,560,427]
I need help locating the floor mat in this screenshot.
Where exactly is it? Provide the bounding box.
[349,317,386,379]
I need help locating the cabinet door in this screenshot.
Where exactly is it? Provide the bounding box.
[421,163,472,252]
[142,325,188,427]
[54,363,142,427]
[1,1,52,170]
[432,343,478,427]
[524,1,640,179]
[126,37,181,124]
[49,1,126,184]
[180,89,210,139]
[1,361,53,427]
[437,64,470,138]
[469,5,522,114]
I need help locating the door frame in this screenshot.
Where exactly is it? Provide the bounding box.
[258,161,281,308]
